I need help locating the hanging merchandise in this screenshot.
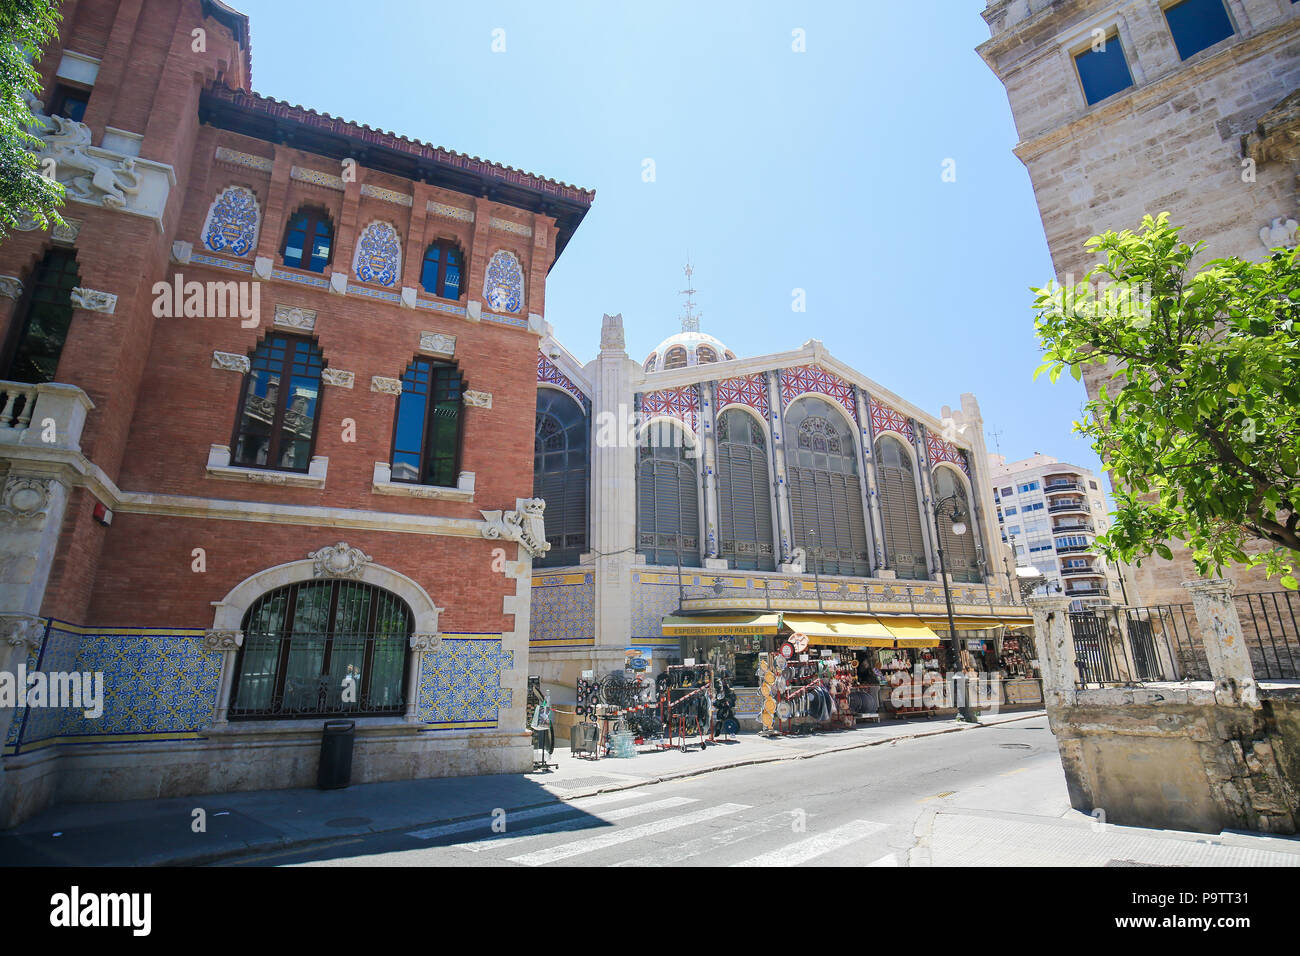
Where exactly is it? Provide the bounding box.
[530,691,557,771]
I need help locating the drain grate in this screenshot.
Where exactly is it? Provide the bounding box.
[550,776,625,790]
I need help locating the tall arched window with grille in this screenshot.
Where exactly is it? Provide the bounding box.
[534,388,588,567]
[716,409,775,570]
[1,249,80,384]
[784,398,869,576]
[934,465,982,583]
[876,435,928,580]
[231,334,325,471]
[228,580,412,719]
[636,422,700,566]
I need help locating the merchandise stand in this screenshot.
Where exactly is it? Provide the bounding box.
[659,664,715,752]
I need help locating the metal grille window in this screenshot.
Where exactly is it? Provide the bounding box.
[534,388,588,567]
[230,580,412,719]
[420,240,464,300]
[232,334,324,471]
[784,398,869,576]
[934,465,982,583]
[2,249,80,384]
[636,425,700,567]
[391,358,463,486]
[716,410,775,571]
[281,206,333,273]
[663,346,687,370]
[876,435,927,580]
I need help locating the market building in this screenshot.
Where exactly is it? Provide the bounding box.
[0,0,592,826]
[529,294,1038,736]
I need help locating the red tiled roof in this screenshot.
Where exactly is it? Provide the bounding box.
[204,85,596,206]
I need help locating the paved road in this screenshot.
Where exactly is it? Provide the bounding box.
[223,719,1070,867]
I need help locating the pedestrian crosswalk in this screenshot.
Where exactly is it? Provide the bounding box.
[405,789,893,867]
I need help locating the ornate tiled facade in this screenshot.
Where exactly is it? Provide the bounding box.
[353,221,402,287]
[416,636,513,730]
[640,385,699,435]
[927,431,971,477]
[715,372,769,419]
[530,571,595,648]
[483,249,524,313]
[780,364,857,423]
[537,353,590,411]
[869,396,914,443]
[200,185,260,257]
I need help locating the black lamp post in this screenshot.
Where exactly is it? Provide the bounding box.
[932,493,977,722]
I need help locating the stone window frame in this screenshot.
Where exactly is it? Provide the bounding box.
[1056,9,1146,113]
[1156,0,1242,63]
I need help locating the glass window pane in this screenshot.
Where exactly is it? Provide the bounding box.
[1075,36,1134,105]
[1164,0,1234,60]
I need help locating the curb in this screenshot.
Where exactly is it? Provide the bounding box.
[163,710,1045,866]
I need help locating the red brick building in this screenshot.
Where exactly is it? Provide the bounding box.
[0,0,591,826]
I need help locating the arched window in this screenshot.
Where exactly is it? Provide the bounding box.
[784,398,870,576]
[644,354,657,373]
[281,206,333,272]
[724,350,736,361]
[534,389,588,567]
[1,249,80,384]
[231,334,324,471]
[663,345,687,370]
[229,580,412,719]
[636,423,699,566]
[391,357,464,486]
[420,240,464,299]
[934,466,982,583]
[716,410,775,570]
[876,435,928,580]
[696,345,718,364]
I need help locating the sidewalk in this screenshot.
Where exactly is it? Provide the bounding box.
[0,709,1039,866]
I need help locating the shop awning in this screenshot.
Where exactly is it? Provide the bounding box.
[661,613,782,636]
[922,614,1033,631]
[782,614,895,648]
[877,617,943,647]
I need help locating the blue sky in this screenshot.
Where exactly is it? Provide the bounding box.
[233,0,1103,478]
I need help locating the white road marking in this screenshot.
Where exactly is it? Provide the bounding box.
[509,803,751,867]
[449,796,699,853]
[867,852,899,867]
[407,790,650,841]
[613,811,794,867]
[730,819,889,867]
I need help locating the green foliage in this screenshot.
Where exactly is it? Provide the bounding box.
[1032,213,1300,587]
[0,0,66,239]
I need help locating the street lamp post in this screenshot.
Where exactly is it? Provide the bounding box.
[932,493,978,723]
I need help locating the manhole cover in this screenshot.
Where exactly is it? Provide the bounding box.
[325,816,372,828]
[551,776,624,790]
[999,743,1032,749]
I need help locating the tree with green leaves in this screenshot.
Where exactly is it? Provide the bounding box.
[1033,213,1300,589]
[0,0,66,239]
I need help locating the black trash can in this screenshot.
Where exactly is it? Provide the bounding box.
[317,719,356,790]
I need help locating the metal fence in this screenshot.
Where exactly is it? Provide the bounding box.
[1236,591,1300,681]
[1070,605,1209,686]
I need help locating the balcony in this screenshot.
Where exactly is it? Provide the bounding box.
[1062,565,1105,576]
[1055,542,1094,554]
[1048,500,1090,514]
[0,381,93,452]
[1066,585,1109,598]
[1044,479,1084,494]
[1052,520,1094,534]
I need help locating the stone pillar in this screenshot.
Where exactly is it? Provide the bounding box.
[205,628,244,726]
[589,315,637,668]
[0,275,22,346]
[1027,594,1076,711]
[1183,578,1257,707]
[699,381,725,568]
[854,387,885,573]
[767,370,794,565]
[911,421,939,577]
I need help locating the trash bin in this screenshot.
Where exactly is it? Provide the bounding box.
[317,719,355,790]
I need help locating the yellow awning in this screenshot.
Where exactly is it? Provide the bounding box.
[661,613,782,636]
[782,614,895,648]
[923,614,1032,630]
[876,617,942,647]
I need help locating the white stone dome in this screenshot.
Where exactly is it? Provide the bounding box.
[644,330,735,372]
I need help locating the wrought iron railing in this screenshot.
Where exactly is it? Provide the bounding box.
[1070,604,1210,686]
[1235,591,1300,681]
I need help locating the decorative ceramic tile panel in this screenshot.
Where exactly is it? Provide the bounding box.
[530,572,595,648]
[490,217,532,237]
[482,250,524,313]
[190,252,254,274]
[779,365,857,423]
[214,146,274,172]
[416,636,513,729]
[537,353,590,411]
[200,186,260,257]
[290,166,346,191]
[714,373,769,419]
[352,221,402,287]
[640,386,699,434]
[427,200,475,222]
[869,396,915,443]
[360,183,413,206]
[927,432,971,476]
[631,576,686,639]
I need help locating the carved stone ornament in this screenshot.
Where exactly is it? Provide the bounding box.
[0,276,22,300]
[419,331,456,356]
[212,351,251,373]
[0,476,53,527]
[320,368,354,388]
[69,287,117,314]
[1260,217,1299,251]
[480,497,550,558]
[171,240,193,264]
[1,615,46,651]
[785,546,807,573]
[463,390,492,409]
[203,629,244,652]
[37,115,142,208]
[274,304,317,331]
[309,542,372,579]
[409,633,441,652]
[601,313,625,350]
[51,218,82,245]
[1242,88,1300,165]
[371,376,402,396]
